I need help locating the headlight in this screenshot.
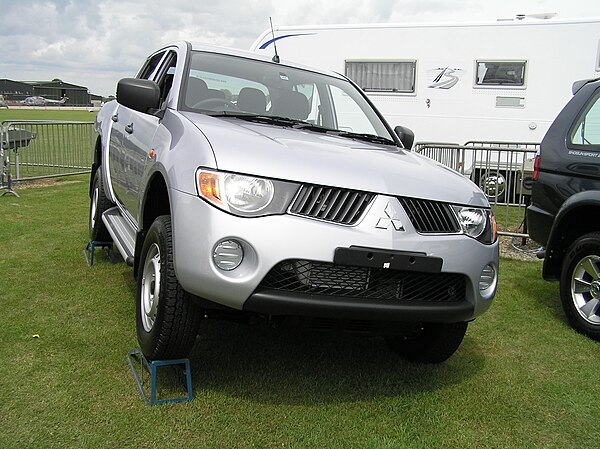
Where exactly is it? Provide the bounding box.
[196,168,299,217]
[452,206,497,244]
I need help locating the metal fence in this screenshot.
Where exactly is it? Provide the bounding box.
[414,141,540,238]
[0,120,94,189]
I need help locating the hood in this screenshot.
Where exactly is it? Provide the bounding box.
[182,112,488,207]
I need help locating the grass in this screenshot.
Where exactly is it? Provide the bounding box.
[1,177,599,448]
[0,108,97,123]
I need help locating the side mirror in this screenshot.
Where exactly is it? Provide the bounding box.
[117,78,160,114]
[394,125,415,150]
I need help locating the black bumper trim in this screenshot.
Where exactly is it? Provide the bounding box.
[244,289,475,322]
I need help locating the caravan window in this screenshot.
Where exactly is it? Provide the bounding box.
[475,61,526,87]
[345,61,416,93]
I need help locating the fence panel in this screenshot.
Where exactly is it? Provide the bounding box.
[1,120,94,184]
[414,141,540,238]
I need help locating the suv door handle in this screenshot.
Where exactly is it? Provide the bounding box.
[111,113,118,122]
[125,123,134,134]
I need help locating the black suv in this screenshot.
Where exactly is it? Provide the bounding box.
[527,77,600,341]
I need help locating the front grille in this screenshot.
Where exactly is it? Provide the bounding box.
[259,260,465,302]
[289,184,375,225]
[398,197,460,233]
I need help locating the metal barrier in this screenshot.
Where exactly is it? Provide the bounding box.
[0,120,94,185]
[414,141,540,238]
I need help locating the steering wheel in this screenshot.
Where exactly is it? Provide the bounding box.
[192,98,239,111]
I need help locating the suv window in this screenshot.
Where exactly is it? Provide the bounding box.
[570,91,600,147]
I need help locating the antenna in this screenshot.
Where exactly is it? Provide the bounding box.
[269,17,280,63]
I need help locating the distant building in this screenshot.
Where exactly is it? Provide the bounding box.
[0,78,91,106]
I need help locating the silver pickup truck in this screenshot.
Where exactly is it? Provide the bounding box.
[90,41,499,363]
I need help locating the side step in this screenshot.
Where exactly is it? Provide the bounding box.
[102,207,136,266]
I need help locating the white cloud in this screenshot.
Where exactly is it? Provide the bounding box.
[0,0,599,95]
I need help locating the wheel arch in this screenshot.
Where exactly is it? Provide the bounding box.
[543,191,600,280]
[89,136,103,198]
[134,171,171,277]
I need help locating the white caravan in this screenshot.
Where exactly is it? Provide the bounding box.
[252,17,600,204]
[251,17,600,146]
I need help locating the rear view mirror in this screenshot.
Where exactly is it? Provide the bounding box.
[117,78,160,114]
[394,125,415,150]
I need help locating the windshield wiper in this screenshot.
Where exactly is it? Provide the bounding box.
[209,111,307,127]
[330,131,397,146]
[210,112,396,145]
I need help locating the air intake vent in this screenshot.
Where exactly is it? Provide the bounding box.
[398,197,460,233]
[290,185,375,225]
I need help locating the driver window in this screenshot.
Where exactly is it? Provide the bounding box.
[155,52,177,106]
[137,51,165,80]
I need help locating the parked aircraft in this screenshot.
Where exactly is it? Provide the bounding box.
[20,96,67,106]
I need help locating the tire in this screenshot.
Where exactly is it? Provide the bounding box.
[560,232,600,341]
[136,215,202,360]
[385,321,468,363]
[478,170,506,204]
[89,166,113,242]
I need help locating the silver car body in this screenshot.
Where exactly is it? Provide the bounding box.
[95,41,498,326]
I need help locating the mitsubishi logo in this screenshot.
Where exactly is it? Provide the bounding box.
[376,202,405,231]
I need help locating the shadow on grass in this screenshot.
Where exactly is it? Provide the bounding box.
[187,320,484,405]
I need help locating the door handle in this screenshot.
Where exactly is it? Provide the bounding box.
[111,113,118,122]
[125,123,134,134]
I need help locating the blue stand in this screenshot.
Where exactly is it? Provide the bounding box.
[84,240,114,266]
[126,349,193,405]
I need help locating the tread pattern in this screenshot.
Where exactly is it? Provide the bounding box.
[138,215,202,360]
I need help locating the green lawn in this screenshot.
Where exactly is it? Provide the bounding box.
[1,177,598,449]
[0,108,97,123]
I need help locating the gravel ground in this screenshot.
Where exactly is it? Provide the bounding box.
[499,235,543,261]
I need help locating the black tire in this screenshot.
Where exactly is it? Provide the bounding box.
[385,321,468,363]
[477,169,507,204]
[136,215,201,360]
[560,232,600,341]
[89,166,113,242]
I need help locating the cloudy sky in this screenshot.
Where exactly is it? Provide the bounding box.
[1,0,599,96]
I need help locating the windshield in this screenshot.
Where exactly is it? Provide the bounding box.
[182,51,394,141]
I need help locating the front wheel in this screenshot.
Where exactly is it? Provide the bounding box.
[560,232,600,341]
[385,321,468,363]
[136,215,202,359]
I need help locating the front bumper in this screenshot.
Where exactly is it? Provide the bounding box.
[171,189,498,321]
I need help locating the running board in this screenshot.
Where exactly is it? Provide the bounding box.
[102,207,136,266]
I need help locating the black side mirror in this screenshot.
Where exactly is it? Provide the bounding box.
[394,125,415,150]
[117,78,160,114]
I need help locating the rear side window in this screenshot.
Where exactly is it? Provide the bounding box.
[475,60,526,87]
[570,90,600,147]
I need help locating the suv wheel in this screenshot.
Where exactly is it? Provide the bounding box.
[136,215,202,359]
[560,232,600,341]
[89,166,113,242]
[385,321,468,363]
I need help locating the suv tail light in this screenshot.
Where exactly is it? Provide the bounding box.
[533,154,541,181]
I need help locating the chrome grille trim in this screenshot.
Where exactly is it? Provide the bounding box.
[289,184,375,225]
[398,197,460,234]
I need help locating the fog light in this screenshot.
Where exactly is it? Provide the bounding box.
[213,240,244,271]
[479,264,497,291]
